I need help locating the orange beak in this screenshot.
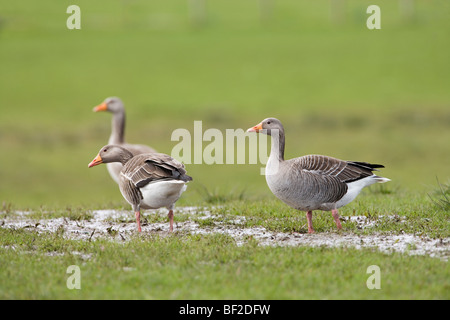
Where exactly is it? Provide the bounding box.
[93,102,108,112]
[88,154,103,168]
[246,122,263,133]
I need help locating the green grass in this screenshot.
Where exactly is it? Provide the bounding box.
[1,186,448,299]
[0,228,448,300]
[0,1,449,300]
[428,179,450,212]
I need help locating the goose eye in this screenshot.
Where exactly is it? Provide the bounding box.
[267,121,271,125]
[103,148,108,152]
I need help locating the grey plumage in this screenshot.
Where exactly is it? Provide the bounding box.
[247,117,390,233]
[120,152,192,208]
[88,145,192,232]
[273,154,385,210]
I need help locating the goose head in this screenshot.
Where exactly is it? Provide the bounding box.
[88,144,133,168]
[247,117,284,136]
[93,97,124,114]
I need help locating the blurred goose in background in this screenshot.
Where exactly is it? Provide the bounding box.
[247,117,390,233]
[93,97,156,183]
[88,145,192,233]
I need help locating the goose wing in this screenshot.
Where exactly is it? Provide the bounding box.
[281,155,383,205]
[122,153,192,189]
[293,155,383,183]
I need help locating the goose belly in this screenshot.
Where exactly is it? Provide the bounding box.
[265,172,381,211]
[266,174,320,211]
[270,187,324,211]
[139,180,187,209]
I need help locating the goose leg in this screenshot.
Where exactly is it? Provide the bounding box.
[168,209,174,232]
[135,211,142,232]
[331,209,342,230]
[306,211,315,234]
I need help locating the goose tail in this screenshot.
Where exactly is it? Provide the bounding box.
[373,175,391,183]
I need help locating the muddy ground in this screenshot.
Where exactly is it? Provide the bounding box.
[2,207,448,261]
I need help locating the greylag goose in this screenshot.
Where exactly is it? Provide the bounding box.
[93,97,156,184]
[247,118,390,233]
[88,145,192,232]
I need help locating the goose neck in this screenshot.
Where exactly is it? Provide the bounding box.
[109,111,125,145]
[114,147,133,165]
[119,149,133,165]
[269,128,285,162]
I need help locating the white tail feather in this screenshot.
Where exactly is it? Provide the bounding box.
[374,176,391,183]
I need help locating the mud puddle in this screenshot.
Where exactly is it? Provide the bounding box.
[1,207,448,261]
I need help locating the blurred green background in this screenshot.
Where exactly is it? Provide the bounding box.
[0,0,449,209]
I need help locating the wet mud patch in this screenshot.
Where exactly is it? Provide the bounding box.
[1,207,448,261]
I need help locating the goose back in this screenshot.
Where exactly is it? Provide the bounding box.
[119,153,192,208]
[291,155,383,183]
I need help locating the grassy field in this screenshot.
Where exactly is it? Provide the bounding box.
[0,225,447,300]
[0,1,449,300]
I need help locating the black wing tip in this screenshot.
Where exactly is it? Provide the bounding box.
[349,161,385,171]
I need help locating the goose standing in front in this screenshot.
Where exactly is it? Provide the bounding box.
[93,97,156,184]
[88,145,192,233]
[247,118,390,233]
